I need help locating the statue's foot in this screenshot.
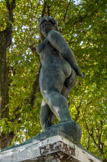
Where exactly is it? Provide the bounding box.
[57,120,82,144]
[43,120,82,145]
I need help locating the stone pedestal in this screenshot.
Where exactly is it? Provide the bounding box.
[0,135,101,162]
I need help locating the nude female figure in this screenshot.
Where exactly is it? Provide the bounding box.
[36,17,84,131]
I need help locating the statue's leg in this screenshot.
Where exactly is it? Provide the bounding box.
[40,99,54,131]
[44,90,72,122]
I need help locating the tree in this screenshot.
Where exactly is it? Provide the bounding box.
[0,0,106,160]
[0,0,16,149]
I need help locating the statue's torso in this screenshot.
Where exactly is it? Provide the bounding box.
[37,40,72,93]
[38,41,71,76]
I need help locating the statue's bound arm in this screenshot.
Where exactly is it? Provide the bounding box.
[47,30,83,76]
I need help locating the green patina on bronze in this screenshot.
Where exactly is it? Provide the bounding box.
[36,17,84,143]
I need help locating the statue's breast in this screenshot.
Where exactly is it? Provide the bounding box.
[39,42,62,65]
[38,40,71,77]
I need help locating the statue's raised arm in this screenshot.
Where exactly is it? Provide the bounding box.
[47,30,83,77]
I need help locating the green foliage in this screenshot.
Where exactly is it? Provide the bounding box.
[0,0,106,159]
[0,1,7,30]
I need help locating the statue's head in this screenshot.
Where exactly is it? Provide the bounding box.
[38,16,58,40]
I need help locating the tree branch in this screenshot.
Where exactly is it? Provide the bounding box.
[6,0,16,22]
[63,2,70,22]
[6,0,10,10]
[85,122,104,156]
[29,72,40,107]
[42,0,47,17]
[100,121,103,141]
[47,4,50,16]
[75,99,82,121]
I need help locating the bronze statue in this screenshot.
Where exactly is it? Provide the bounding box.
[36,17,84,142]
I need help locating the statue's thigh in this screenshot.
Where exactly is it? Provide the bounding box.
[40,68,66,93]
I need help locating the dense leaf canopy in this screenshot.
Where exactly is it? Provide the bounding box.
[0,0,106,159]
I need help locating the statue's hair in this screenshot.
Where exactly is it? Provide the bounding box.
[38,16,58,41]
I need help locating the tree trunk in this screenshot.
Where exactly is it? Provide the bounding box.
[0,28,15,149]
[0,0,16,149]
[0,29,9,119]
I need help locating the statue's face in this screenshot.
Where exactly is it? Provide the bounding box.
[40,21,55,37]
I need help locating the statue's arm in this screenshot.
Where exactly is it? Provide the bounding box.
[47,30,83,76]
[36,38,48,54]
